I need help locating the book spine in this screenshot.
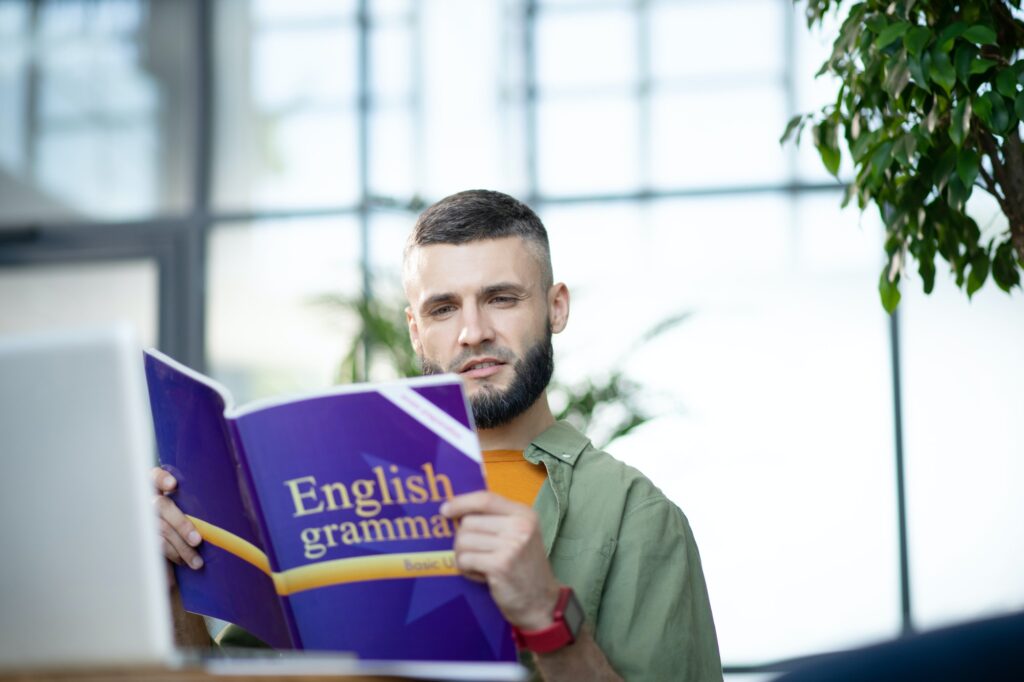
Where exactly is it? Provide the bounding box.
[224,417,305,650]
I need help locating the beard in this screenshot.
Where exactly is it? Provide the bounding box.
[419,328,554,430]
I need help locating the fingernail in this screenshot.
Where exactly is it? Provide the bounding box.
[162,476,175,488]
[439,502,450,516]
[190,556,204,569]
[188,531,201,546]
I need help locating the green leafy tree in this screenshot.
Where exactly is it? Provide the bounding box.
[784,0,1024,311]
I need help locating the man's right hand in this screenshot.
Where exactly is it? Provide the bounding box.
[152,468,204,570]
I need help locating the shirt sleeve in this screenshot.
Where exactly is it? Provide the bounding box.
[593,494,723,682]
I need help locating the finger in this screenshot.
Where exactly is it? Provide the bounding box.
[453,550,499,580]
[151,467,177,493]
[461,569,487,584]
[456,514,518,535]
[154,495,203,548]
[161,537,184,566]
[454,529,507,554]
[441,491,527,519]
[159,519,203,569]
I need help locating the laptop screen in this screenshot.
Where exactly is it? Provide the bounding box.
[0,325,174,669]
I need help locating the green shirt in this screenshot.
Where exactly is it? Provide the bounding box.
[525,421,722,682]
[219,421,723,681]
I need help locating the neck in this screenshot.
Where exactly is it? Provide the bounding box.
[476,391,556,451]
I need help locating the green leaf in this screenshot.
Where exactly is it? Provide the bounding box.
[929,49,956,94]
[918,246,937,294]
[962,24,997,46]
[936,21,967,51]
[954,45,975,84]
[907,53,929,88]
[933,144,958,188]
[892,133,914,167]
[984,90,1011,133]
[814,121,841,176]
[780,114,805,144]
[865,14,888,36]
[879,268,901,313]
[1017,93,1024,121]
[957,148,980,188]
[876,21,911,49]
[992,241,1021,292]
[974,92,993,125]
[966,252,990,297]
[883,54,911,99]
[904,26,932,55]
[969,58,997,76]
[947,176,970,210]
[869,139,894,183]
[949,98,972,147]
[996,69,1020,98]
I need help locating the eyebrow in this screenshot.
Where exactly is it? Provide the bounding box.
[480,282,530,298]
[419,282,530,314]
[420,292,458,315]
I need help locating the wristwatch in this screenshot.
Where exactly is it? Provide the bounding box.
[511,586,585,654]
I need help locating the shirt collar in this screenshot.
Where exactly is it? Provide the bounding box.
[524,420,590,467]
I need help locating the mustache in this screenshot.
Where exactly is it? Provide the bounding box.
[445,345,518,373]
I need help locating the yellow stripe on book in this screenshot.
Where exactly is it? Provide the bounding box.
[185,515,458,596]
[273,550,459,596]
[186,515,272,575]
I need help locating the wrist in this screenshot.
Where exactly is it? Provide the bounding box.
[512,583,562,631]
[511,586,585,655]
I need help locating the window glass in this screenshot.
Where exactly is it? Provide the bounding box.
[371,23,415,104]
[649,87,788,188]
[205,217,362,404]
[212,0,359,211]
[370,107,418,201]
[0,3,27,177]
[649,0,784,82]
[537,95,640,195]
[536,6,637,93]
[542,195,901,662]
[418,0,523,198]
[0,0,195,224]
[901,192,1024,629]
[791,4,855,182]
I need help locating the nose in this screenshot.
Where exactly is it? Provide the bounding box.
[457,306,494,347]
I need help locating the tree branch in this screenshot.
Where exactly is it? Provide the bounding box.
[998,130,1024,262]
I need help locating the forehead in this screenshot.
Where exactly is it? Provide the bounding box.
[404,237,543,299]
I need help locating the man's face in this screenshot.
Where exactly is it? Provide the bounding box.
[403,236,568,429]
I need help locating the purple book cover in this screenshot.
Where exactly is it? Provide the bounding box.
[143,350,516,662]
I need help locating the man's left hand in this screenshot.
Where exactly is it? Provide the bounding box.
[441,491,560,630]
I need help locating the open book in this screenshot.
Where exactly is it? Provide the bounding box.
[143,350,515,662]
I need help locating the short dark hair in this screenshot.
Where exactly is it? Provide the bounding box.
[404,189,553,288]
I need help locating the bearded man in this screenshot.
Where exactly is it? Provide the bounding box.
[155,190,722,681]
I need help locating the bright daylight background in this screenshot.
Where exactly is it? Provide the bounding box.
[1,1,1022,678]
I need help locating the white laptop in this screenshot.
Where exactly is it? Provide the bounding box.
[0,325,525,681]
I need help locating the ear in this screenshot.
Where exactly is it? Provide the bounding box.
[405,306,423,355]
[548,283,570,334]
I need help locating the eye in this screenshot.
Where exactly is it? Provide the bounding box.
[428,304,456,318]
[490,295,519,306]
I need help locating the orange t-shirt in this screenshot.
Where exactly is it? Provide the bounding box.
[482,450,548,506]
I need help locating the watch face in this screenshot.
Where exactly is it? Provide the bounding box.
[563,589,585,636]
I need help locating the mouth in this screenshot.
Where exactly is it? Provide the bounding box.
[458,357,507,379]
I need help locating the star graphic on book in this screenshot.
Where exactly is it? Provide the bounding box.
[359,443,507,658]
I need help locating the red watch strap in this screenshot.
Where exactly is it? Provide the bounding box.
[511,587,581,654]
